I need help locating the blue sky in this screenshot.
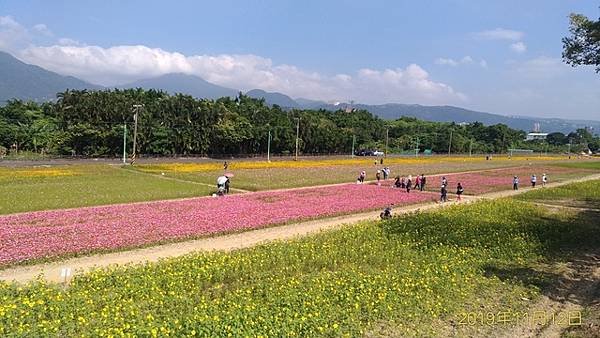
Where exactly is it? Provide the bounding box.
[1,0,599,120]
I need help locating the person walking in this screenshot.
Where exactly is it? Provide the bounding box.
[394,175,401,188]
[406,176,412,193]
[414,175,421,190]
[542,173,547,187]
[382,167,389,180]
[531,174,537,188]
[440,184,448,202]
[223,161,228,170]
[456,182,464,201]
[420,174,426,191]
[513,176,519,190]
[376,170,382,185]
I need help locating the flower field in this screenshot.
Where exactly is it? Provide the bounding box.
[0,166,76,179]
[1,197,599,336]
[0,184,435,267]
[418,165,596,195]
[137,155,565,173]
[136,157,580,191]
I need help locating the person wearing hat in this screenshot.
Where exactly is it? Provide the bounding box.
[513,176,519,190]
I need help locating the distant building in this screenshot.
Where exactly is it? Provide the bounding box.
[525,132,548,141]
[533,122,541,133]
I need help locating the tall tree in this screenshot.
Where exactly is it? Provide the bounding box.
[562,13,600,72]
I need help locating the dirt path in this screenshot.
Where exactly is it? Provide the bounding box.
[1,173,599,285]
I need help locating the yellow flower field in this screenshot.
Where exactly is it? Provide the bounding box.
[0,167,77,179]
[139,155,565,173]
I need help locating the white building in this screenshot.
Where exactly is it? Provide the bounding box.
[525,132,548,141]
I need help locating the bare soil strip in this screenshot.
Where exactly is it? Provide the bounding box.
[1,174,599,285]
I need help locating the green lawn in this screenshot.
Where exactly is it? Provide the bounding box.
[2,197,598,336]
[515,179,600,209]
[0,165,213,214]
[553,160,600,170]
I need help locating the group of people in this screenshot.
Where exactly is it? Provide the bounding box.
[512,173,548,190]
[360,169,430,194]
[439,176,463,202]
[393,174,428,193]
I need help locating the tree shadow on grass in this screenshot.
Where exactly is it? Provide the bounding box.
[483,209,600,307]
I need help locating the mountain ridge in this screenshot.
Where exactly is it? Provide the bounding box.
[119,73,238,99]
[0,51,101,102]
[0,50,597,134]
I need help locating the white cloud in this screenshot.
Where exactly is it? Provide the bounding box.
[2,15,465,105]
[512,56,567,79]
[17,43,465,104]
[474,28,524,41]
[32,23,52,37]
[435,55,486,68]
[0,16,29,51]
[510,41,527,53]
[349,65,467,103]
[58,38,81,46]
[435,57,459,66]
[461,56,473,64]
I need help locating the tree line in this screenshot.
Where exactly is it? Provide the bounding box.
[0,89,597,157]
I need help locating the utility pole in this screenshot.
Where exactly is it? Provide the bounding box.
[131,104,142,165]
[385,127,389,158]
[294,117,300,161]
[122,123,127,164]
[267,129,271,162]
[414,136,420,157]
[351,135,356,158]
[448,130,453,156]
[469,138,473,157]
